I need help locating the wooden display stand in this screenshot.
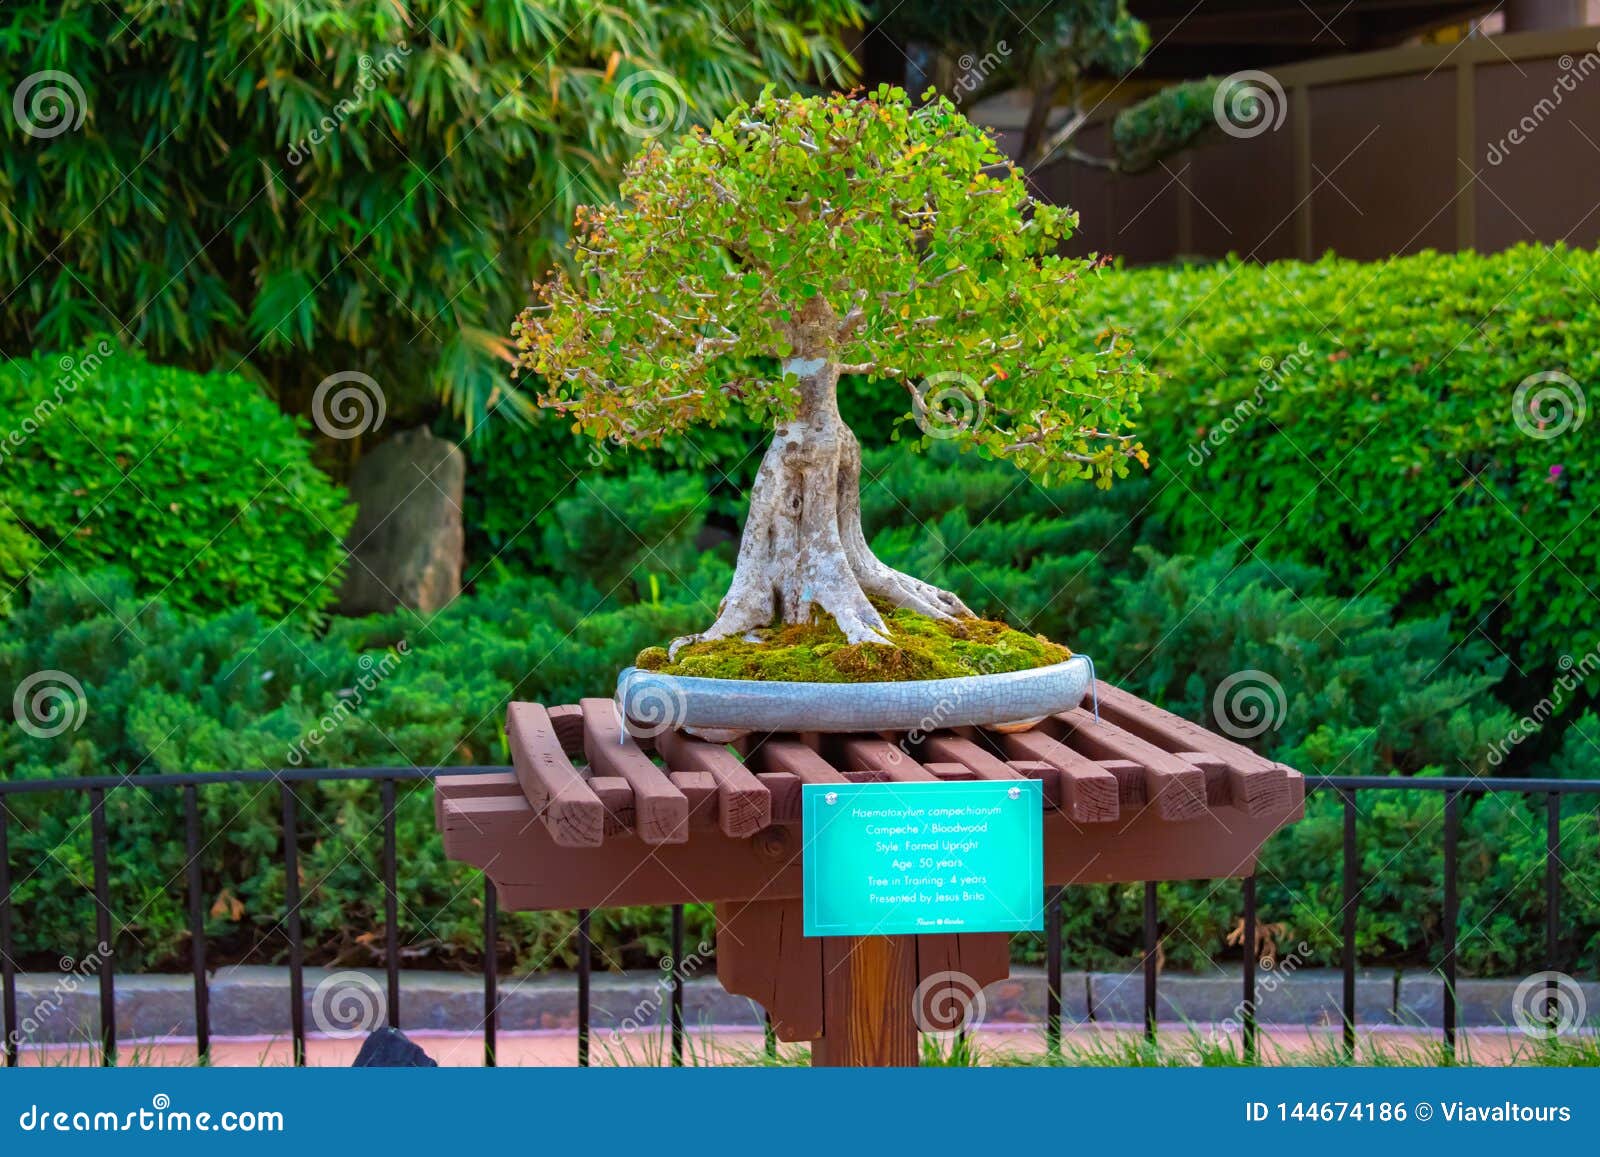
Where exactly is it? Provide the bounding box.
[437,682,1304,1066]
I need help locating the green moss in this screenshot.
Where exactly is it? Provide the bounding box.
[639,605,1071,683]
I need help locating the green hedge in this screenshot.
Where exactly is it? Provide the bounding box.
[1,345,352,622]
[1078,243,1599,690]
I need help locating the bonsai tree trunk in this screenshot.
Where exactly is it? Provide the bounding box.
[687,356,974,649]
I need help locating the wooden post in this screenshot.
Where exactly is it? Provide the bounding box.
[813,936,919,1067]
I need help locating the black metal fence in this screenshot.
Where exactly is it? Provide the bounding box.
[1,769,1595,1067]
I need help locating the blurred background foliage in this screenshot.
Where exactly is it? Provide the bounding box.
[0,0,862,440]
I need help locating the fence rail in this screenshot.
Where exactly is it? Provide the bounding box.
[2,770,1596,1067]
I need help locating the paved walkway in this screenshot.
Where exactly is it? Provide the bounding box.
[16,1023,1560,1067]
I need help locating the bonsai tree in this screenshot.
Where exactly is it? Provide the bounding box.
[513,87,1147,649]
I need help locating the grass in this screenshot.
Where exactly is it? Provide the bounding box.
[636,603,1070,682]
[593,1022,1600,1069]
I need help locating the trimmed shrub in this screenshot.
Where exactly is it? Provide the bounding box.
[0,345,352,622]
[1078,244,1599,687]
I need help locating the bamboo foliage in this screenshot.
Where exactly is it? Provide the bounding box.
[0,0,861,430]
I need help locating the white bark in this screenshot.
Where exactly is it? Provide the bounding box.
[675,356,975,653]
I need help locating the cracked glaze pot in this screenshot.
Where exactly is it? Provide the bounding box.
[615,655,1092,739]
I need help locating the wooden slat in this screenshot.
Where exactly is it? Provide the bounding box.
[439,795,537,839]
[433,771,518,826]
[656,729,772,838]
[920,734,1024,780]
[668,770,719,831]
[1006,760,1058,809]
[834,737,935,782]
[506,702,605,847]
[757,770,804,822]
[1097,758,1147,805]
[579,698,689,844]
[923,761,975,781]
[1094,681,1293,816]
[587,775,635,837]
[992,729,1119,823]
[547,703,587,759]
[751,737,848,784]
[1051,710,1208,821]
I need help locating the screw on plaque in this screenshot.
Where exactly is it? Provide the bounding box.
[1007,786,1022,800]
[824,791,839,805]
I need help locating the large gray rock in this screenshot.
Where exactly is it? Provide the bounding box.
[337,427,463,615]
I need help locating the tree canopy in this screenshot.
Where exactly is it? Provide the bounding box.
[515,85,1150,487]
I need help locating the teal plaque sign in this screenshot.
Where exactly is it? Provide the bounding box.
[801,780,1044,937]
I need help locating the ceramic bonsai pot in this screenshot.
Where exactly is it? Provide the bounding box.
[616,655,1092,741]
